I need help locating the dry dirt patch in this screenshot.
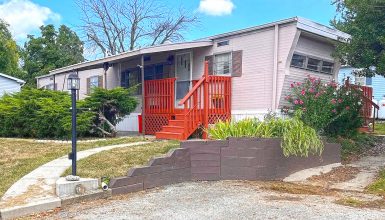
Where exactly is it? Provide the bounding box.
[307,166,360,184]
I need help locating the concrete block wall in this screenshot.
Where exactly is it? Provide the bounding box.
[110,138,341,195]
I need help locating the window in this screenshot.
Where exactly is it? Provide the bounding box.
[366,77,373,86]
[43,84,55,90]
[321,61,334,74]
[290,54,306,68]
[121,70,141,95]
[214,52,232,75]
[290,53,335,75]
[217,40,229,47]
[89,76,99,88]
[307,58,321,71]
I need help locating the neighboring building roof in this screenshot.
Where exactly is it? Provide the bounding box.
[37,16,350,79]
[0,73,25,85]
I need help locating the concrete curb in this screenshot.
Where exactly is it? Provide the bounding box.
[0,190,112,220]
[0,198,61,220]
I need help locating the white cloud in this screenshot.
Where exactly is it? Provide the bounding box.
[0,0,61,41]
[198,0,235,16]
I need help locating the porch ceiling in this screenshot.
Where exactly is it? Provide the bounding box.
[37,41,213,78]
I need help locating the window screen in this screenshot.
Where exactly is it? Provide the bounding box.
[214,53,232,75]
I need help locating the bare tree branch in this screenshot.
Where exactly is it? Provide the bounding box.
[77,0,198,56]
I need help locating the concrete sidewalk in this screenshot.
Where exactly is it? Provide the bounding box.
[0,141,150,219]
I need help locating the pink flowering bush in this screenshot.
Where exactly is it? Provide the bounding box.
[285,75,363,137]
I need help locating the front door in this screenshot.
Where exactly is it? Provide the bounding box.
[175,52,192,108]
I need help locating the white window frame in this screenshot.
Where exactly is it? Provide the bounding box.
[213,52,232,76]
[89,75,99,88]
[290,52,335,75]
[43,83,55,90]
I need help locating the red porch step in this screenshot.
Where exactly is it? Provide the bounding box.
[155,119,186,140]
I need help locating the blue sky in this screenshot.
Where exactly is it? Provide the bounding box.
[0,0,338,43]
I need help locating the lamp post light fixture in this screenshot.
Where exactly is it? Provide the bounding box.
[67,72,80,179]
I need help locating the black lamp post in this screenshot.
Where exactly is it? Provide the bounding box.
[67,73,80,177]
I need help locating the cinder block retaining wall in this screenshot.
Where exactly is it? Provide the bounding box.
[109,138,341,195]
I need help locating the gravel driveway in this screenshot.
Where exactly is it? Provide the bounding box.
[41,181,385,220]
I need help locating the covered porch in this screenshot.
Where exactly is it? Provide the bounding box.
[107,44,231,139]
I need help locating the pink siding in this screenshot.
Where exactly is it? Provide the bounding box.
[276,24,298,108]
[212,27,276,110]
[278,34,339,108]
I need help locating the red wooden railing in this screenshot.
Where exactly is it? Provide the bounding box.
[144,78,176,114]
[144,78,176,134]
[345,77,379,131]
[178,61,231,139]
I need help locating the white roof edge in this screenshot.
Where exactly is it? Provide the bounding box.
[0,73,25,84]
[37,40,213,79]
[203,17,298,40]
[296,17,351,41]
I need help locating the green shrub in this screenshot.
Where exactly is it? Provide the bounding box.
[0,88,94,138]
[0,87,138,139]
[285,75,363,137]
[208,117,323,157]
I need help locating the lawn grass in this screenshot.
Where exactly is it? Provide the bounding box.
[62,140,180,181]
[366,169,385,196]
[0,136,148,198]
[374,122,385,135]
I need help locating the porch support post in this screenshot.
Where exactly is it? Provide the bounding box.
[203,61,209,139]
[141,55,146,136]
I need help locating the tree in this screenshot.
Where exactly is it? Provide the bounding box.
[0,19,19,76]
[83,87,138,137]
[331,0,385,77]
[78,0,198,56]
[22,25,84,85]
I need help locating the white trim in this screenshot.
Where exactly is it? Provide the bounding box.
[37,41,212,78]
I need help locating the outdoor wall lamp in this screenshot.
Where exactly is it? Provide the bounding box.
[67,72,80,179]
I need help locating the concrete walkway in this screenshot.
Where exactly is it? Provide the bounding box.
[0,141,150,209]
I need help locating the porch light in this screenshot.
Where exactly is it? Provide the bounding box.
[67,73,80,90]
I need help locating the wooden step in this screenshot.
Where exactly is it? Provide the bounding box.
[168,120,184,127]
[174,114,185,120]
[155,131,185,140]
[161,125,185,133]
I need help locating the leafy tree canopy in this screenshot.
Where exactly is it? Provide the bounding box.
[22,25,85,85]
[332,0,385,77]
[0,19,20,76]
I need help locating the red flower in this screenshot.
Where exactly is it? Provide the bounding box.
[332,109,337,113]
[338,99,343,103]
[294,100,299,105]
[301,90,306,96]
[345,106,350,110]
[290,83,295,88]
[309,88,315,93]
[285,95,291,100]
[331,99,337,104]
[315,93,320,98]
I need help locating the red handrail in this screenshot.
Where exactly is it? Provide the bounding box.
[178,61,231,139]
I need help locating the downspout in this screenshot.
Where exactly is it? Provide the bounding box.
[140,55,145,136]
[272,24,279,111]
[53,74,56,90]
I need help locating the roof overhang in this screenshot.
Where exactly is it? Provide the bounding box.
[0,73,25,85]
[296,17,351,42]
[37,40,213,79]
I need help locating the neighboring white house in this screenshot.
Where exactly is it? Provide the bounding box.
[338,66,385,101]
[0,73,25,97]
